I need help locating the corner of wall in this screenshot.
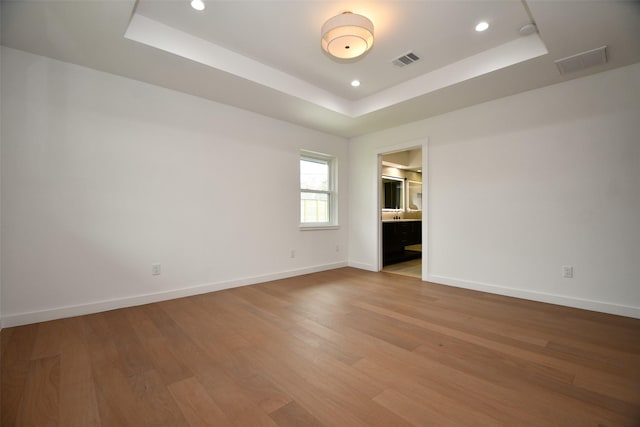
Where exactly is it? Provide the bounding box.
[0,44,4,331]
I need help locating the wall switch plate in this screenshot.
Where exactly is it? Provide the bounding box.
[562,265,573,278]
[151,263,161,275]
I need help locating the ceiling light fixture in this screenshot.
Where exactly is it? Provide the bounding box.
[351,80,361,87]
[321,12,374,60]
[475,21,489,32]
[190,0,205,11]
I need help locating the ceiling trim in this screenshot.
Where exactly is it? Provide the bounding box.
[125,12,548,119]
[352,35,548,116]
[124,13,352,116]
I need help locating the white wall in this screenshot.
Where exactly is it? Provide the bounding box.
[1,47,349,327]
[349,62,640,318]
[0,17,3,329]
[3,45,639,326]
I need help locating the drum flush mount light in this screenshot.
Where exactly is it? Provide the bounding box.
[321,12,374,60]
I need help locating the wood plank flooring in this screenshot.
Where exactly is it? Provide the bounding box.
[2,267,640,426]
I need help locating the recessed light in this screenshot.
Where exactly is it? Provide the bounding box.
[191,0,205,11]
[351,80,361,87]
[475,21,489,32]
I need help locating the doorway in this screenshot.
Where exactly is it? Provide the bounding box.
[379,146,424,279]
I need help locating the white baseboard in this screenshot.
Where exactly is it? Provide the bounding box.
[1,262,348,328]
[428,274,640,319]
[6,264,636,327]
[348,260,378,272]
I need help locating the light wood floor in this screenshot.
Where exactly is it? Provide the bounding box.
[2,267,640,426]
[382,258,422,278]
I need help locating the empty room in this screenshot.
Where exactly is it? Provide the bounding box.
[1,0,639,425]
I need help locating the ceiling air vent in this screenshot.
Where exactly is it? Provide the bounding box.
[554,46,607,75]
[393,52,420,67]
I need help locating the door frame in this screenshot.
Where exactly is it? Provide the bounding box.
[376,138,429,281]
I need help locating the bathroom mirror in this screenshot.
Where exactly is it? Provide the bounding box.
[407,180,422,211]
[382,176,404,210]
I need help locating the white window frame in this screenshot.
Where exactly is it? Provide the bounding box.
[300,150,338,230]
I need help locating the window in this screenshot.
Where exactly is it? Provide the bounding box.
[300,151,337,227]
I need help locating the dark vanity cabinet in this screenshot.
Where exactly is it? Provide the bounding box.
[382,221,421,266]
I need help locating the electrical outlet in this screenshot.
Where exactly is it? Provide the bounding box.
[151,263,161,275]
[562,265,573,278]
[290,249,296,259]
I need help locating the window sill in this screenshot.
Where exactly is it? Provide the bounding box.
[299,224,340,231]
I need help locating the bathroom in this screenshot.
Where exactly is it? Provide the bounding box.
[380,148,423,277]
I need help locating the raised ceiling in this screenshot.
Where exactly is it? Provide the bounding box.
[2,0,640,137]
